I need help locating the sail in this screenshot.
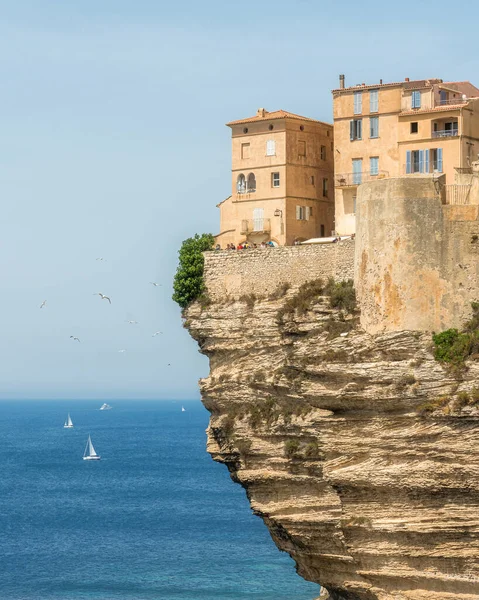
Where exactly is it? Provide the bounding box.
[67,414,73,427]
[88,437,97,457]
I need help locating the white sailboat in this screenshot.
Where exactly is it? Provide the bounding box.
[63,413,73,429]
[99,403,112,411]
[83,435,101,461]
[181,406,186,412]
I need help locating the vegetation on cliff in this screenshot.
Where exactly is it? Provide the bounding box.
[172,233,215,309]
[432,302,479,367]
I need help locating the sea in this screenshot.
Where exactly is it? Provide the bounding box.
[0,400,320,600]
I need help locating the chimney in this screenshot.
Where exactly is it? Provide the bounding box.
[405,77,410,82]
[257,108,267,117]
[380,79,383,84]
[339,74,345,89]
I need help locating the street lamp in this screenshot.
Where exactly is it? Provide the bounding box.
[274,209,282,217]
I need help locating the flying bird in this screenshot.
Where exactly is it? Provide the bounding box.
[40,300,47,309]
[152,331,163,337]
[150,282,162,287]
[126,320,138,325]
[70,336,80,343]
[96,257,106,261]
[118,349,126,353]
[94,293,111,304]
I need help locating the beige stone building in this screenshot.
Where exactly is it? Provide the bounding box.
[332,76,479,235]
[216,109,335,247]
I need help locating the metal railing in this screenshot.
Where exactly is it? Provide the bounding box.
[335,170,389,187]
[240,218,271,234]
[432,129,458,138]
[444,184,472,205]
[437,98,471,106]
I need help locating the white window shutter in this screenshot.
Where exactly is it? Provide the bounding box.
[296,206,301,220]
[305,207,310,220]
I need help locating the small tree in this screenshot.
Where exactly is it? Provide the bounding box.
[172,233,215,309]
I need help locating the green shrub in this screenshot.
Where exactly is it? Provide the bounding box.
[172,233,215,309]
[324,278,357,313]
[284,439,300,458]
[395,373,416,390]
[469,387,479,406]
[432,302,479,368]
[269,282,291,300]
[304,441,320,458]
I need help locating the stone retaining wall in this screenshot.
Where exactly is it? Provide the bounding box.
[203,241,355,299]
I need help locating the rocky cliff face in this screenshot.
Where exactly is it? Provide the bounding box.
[185,289,479,600]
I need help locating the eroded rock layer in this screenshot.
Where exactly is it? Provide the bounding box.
[185,293,479,600]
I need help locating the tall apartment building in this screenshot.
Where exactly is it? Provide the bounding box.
[332,76,479,235]
[216,109,335,247]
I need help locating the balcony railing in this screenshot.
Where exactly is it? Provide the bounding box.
[335,170,389,187]
[444,184,472,205]
[432,129,458,138]
[240,218,271,235]
[437,98,470,106]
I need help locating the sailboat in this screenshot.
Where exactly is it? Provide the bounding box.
[83,435,101,461]
[63,413,73,429]
[99,403,112,411]
[181,406,186,412]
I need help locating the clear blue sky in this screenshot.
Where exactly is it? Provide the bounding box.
[1,0,477,400]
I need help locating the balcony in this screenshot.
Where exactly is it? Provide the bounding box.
[335,170,389,187]
[432,128,458,138]
[240,218,271,235]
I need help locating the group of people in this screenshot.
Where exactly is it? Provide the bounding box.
[215,241,276,251]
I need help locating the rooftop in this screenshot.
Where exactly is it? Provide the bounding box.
[226,108,331,127]
[332,78,443,94]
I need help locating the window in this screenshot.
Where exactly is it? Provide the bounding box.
[269,124,274,131]
[370,117,379,138]
[406,150,424,173]
[322,178,328,197]
[370,89,379,113]
[320,224,325,237]
[411,91,421,109]
[431,148,443,172]
[266,139,276,156]
[354,91,362,114]
[296,206,312,221]
[411,122,418,134]
[439,90,448,106]
[310,175,315,185]
[352,158,363,184]
[370,157,379,176]
[237,173,246,193]
[243,127,248,134]
[350,119,362,140]
[241,143,250,159]
[320,145,326,160]
[298,140,306,156]
[272,172,280,187]
[247,173,256,192]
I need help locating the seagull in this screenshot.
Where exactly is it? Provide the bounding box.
[118,349,126,353]
[70,336,80,342]
[150,282,162,287]
[152,331,163,337]
[96,257,106,261]
[40,300,46,309]
[94,293,111,304]
[126,320,138,325]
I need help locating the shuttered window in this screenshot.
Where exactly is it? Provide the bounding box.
[411,91,421,109]
[350,119,362,141]
[370,90,378,113]
[370,157,379,175]
[437,148,443,172]
[425,149,430,173]
[266,140,276,156]
[370,117,379,138]
[354,91,362,114]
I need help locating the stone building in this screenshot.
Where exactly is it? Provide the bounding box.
[332,75,479,235]
[215,109,335,247]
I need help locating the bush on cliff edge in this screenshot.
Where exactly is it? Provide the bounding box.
[172,233,215,309]
[432,302,479,366]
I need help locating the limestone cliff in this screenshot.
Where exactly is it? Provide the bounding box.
[185,288,479,600]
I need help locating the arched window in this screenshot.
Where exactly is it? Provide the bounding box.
[237,173,246,194]
[266,139,276,156]
[247,173,256,192]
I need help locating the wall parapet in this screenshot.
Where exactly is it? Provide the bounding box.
[203,242,355,299]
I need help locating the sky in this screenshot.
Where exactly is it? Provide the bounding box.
[1,0,478,400]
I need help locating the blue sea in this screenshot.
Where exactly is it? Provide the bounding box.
[0,400,320,600]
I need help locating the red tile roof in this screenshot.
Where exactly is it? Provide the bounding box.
[332,79,442,93]
[226,110,331,127]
